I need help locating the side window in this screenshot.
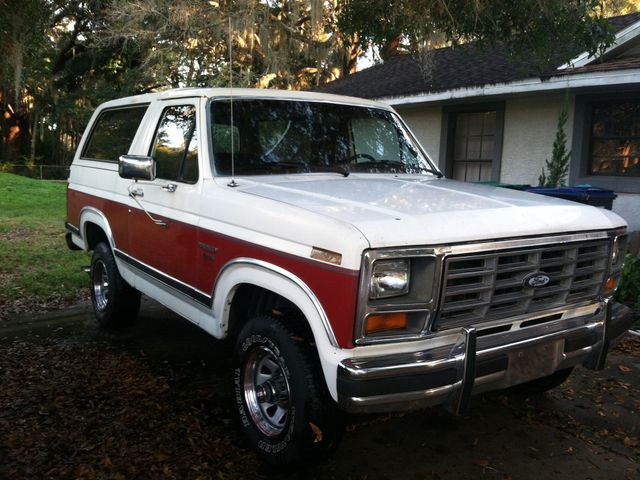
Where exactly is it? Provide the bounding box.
[82,106,148,161]
[151,105,199,183]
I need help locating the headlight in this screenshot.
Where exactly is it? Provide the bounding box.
[370,259,410,299]
[357,250,438,345]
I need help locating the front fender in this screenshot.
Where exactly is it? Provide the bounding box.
[212,258,347,401]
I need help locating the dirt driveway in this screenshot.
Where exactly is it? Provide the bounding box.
[1,299,638,479]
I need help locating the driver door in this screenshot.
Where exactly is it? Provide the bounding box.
[126,100,202,297]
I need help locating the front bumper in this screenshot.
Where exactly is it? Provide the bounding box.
[337,300,634,414]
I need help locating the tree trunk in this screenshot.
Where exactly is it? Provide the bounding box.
[11,31,24,108]
[343,35,361,76]
[30,109,39,163]
[0,86,7,162]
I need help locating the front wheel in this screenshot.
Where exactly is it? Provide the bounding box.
[90,242,140,328]
[233,315,345,466]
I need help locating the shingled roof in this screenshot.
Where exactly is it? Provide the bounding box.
[318,12,640,100]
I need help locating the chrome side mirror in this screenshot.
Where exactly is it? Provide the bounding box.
[119,155,156,181]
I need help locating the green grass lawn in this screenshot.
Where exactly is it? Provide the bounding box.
[0,172,89,318]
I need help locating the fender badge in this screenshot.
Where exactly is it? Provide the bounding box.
[523,272,551,288]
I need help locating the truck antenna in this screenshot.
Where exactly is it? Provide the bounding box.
[227,14,238,188]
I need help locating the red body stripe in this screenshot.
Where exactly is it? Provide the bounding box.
[67,190,359,348]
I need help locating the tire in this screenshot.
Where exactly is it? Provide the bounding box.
[90,242,141,328]
[511,367,574,395]
[233,314,346,466]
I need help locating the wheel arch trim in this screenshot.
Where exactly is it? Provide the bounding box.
[213,258,339,348]
[79,206,116,251]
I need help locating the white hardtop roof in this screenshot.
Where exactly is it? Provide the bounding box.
[98,87,392,111]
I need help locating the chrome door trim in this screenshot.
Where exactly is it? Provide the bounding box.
[114,248,212,307]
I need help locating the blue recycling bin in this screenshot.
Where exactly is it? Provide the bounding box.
[475,181,531,191]
[525,186,617,210]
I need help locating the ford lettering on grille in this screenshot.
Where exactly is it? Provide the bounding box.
[523,272,551,288]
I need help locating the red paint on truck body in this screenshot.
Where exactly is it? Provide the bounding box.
[67,189,359,348]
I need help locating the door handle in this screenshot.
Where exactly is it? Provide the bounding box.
[127,183,167,228]
[162,183,178,193]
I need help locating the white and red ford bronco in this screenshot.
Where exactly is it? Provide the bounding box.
[66,88,633,465]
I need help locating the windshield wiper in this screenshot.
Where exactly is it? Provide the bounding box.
[256,160,350,177]
[347,159,407,173]
[333,157,442,177]
[414,166,444,177]
[311,165,350,177]
[361,160,444,177]
[260,160,310,173]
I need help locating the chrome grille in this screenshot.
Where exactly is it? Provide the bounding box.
[435,239,610,330]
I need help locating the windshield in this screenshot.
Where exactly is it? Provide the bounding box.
[210,99,439,176]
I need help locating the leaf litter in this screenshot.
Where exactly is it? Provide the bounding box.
[0,311,638,478]
[0,338,263,479]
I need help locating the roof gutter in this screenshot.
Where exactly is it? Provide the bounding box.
[378,68,640,106]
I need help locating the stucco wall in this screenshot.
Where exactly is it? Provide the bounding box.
[396,105,442,167]
[500,94,573,185]
[396,96,572,180]
[611,193,640,231]
[394,95,639,233]
[500,95,639,232]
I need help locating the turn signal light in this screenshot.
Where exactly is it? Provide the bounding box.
[310,246,342,265]
[604,276,618,294]
[365,312,408,334]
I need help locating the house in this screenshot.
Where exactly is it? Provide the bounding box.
[319,12,640,245]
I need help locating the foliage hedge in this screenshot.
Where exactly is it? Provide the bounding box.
[618,254,640,310]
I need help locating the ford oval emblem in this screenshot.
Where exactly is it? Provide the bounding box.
[523,272,551,288]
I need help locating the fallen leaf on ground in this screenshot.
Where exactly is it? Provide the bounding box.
[309,422,323,443]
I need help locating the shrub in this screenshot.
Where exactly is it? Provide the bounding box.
[538,95,570,188]
[617,253,640,310]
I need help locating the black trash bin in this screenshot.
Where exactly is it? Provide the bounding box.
[525,186,617,210]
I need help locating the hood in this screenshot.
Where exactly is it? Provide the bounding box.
[237,174,626,248]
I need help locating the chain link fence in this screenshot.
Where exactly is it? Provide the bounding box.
[0,164,70,180]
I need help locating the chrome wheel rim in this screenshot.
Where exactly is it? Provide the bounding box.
[242,345,291,438]
[92,259,110,312]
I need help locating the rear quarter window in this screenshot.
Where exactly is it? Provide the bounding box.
[81,105,148,161]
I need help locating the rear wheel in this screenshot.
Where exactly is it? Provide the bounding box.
[233,314,345,466]
[90,242,140,328]
[511,367,574,394]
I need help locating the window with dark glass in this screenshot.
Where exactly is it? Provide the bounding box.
[450,111,496,182]
[82,106,148,161]
[150,105,199,183]
[590,101,640,177]
[210,99,435,176]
